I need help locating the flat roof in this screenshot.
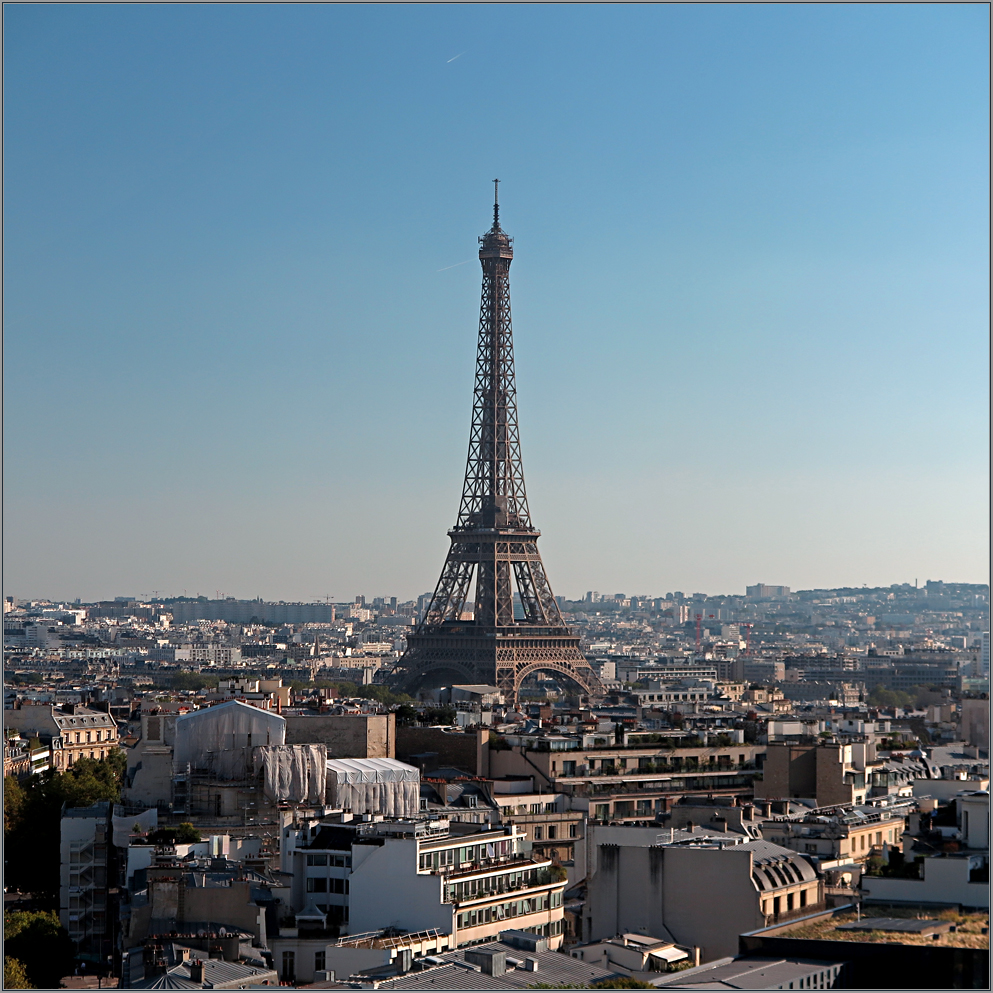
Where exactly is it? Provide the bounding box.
[785,906,989,949]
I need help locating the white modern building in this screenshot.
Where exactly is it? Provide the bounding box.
[60,801,112,955]
[281,816,567,947]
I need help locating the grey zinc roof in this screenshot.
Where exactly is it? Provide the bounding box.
[653,956,846,991]
[376,941,618,990]
[375,963,517,990]
[735,840,818,883]
[54,708,116,728]
[128,970,201,990]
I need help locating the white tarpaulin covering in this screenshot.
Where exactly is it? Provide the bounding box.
[112,806,158,848]
[173,700,285,780]
[325,757,420,818]
[255,744,328,804]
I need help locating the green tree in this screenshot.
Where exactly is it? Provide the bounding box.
[168,672,219,691]
[4,956,34,989]
[423,706,457,725]
[176,822,202,843]
[4,775,26,833]
[868,684,912,709]
[4,911,75,989]
[147,821,202,846]
[4,754,125,905]
[394,704,419,727]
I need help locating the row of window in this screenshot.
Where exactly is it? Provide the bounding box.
[305,877,348,893]
[418,838,515,870]
[503,803,557,815]
[306,853,350,867]
[762,888,811,916]
[753,861,806,891]
[775,827,896,854]
[639,693,708,702]
[563,755,748,774]
[532,824,577,840]
[70,730,112,744]
[456,891,562,928]
[67,750,106,764]
[444,867,543,903]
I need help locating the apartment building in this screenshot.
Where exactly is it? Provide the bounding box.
[5,704,118,771]
[632,679,715,707]
[757,805,907,862]
[492,792,585,865]
[283,816,567,948]
[585,825,822,960]
[60,801,114,956]
[491,739,764,822]
[755,741,871,807]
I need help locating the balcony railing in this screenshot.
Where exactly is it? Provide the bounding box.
[439,855,548,881]
[444,870,555,904]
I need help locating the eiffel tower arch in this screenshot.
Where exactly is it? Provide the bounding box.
[388,184,603,704]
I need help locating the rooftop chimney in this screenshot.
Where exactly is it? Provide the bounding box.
[189,960,204,984]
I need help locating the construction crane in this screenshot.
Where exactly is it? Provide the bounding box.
[740,622,754,656]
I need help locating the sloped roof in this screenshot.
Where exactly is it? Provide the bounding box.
[736,839,819,885]
[131,958,277,989]
[376,941,618,990]
[128,970,200,990]
[175,697,284,727]
[653,955,846,990]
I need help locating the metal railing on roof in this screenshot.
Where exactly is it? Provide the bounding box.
[336,927,445,949]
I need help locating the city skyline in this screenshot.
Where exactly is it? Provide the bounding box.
[4,4,989,602]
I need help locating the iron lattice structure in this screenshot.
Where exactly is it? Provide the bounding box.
[391,185,602,702]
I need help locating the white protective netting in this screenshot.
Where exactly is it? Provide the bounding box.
[112,806,158,848]
[173,700,285,780]
[325,757,420,818]
[255,744,328,804]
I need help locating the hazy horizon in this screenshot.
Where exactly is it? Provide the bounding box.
[4,5,989,603]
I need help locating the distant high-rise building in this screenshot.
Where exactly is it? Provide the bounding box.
[746,584,791,598]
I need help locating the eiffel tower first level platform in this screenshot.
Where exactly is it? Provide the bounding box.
[387,183,603,704]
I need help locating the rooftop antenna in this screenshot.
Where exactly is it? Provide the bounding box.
[493,178,500,229]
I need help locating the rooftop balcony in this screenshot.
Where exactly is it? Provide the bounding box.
[430,853,549,881]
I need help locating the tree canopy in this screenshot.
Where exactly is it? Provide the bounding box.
[4,754,126,905]
[4,956,34,989]
[4,911,75,989]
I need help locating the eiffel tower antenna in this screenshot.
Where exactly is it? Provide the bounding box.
[389,187,602,704]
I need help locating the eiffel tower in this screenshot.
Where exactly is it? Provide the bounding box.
[390,183,602,703]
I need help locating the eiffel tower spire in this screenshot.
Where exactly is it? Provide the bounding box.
[390,188,602,703]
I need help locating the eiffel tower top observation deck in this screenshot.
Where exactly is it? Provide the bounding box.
[390,184,602,703]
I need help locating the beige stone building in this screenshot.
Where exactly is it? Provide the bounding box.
[490,739,765,822]
[4,704,118,771]
[757,807,906,862]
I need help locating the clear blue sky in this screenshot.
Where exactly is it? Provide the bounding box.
[4,3,988,602]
